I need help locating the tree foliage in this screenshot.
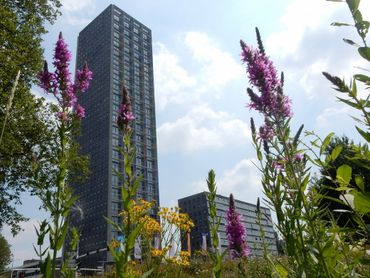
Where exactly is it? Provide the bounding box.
[0,234,12,272]
[0,0,62,234]
[316,136,370,229]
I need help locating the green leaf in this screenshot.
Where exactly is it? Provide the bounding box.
[347,0,360,14]
[354,74,370,83]
[355,126,370,142]
[332,22,351,26]
[257,149,262,161]
[352,191,370,213]
[343,38,358,46]
[355,175,365,192]
[141,269,154,278]
[321,132,334,155]
[41,254,52,278]
[336,164,352,186]
[352,79,357,97]
[358,47,370,62]
[337,97,360,108]
[293,124,304,147]
[331,145,343,161]
[56,221,69,250]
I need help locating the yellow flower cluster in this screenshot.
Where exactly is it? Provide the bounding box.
[166,251,191,266]
[150,246,170,257]
[109,239,120,250]
[139,215,161,236]
[158,207,194,232]
[119,198,154,223]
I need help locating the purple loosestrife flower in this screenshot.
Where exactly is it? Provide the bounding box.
[226,194,250,259]
[53,32,72,91]
[295,153,303,162]
[272,160,284,171]
[75,104,85,119]
[75,62,93,93]
[117,85,135,131]
[38,32,92,122]
[258,123,274,140]
[240,39,292,120]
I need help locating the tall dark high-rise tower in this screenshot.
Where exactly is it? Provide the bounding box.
[72,5,159,267]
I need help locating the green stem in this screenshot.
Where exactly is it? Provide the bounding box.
[51,122,67,278]
[276,122,332,277]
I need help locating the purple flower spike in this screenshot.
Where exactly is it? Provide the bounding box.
[38,61,57,93]
[57,111,69,123]
[226,194,250,259]
[54,32,72,68]
[258,124,274,140]
[75,62,93,93]
[240,39,292,120]
[38,32,92,123]
[75,104,85,119]
[117,85,135,131]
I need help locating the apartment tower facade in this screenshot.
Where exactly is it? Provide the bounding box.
[73,5,159,267]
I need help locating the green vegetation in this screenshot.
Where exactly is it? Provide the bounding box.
[0,0,62,234]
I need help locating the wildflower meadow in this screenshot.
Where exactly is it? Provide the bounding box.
[1,0,370,277]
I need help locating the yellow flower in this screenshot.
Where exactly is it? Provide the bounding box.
[109,239,120,249]
[151,248,165,257]
[140,215,161,236]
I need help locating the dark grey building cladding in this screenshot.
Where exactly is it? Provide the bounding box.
[71,4,159,267]
[178,192,278,256]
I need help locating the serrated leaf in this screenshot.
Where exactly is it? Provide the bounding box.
[336,164,352,186]
[358,47,370,62]
[331,145,343,161]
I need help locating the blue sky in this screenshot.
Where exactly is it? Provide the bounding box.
[4,0,370,266]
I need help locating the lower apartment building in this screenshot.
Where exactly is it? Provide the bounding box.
[178,192,278,256]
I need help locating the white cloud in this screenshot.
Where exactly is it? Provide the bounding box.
[184,32,244,92]
[191,158,263,205]
[153,43,197,110]
[298,59,329,99]
[64,16,92,26]
[153,32,243,110]
[263,0,370,101]
[157,104,251,153]
[61,0,94,13]
[266,0,341,58]
[316,106,350,128]
[60,0,96,26]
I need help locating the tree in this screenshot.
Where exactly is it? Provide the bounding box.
[315,136,370,230]
[0,0,62,234]
[0,234,12,272]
